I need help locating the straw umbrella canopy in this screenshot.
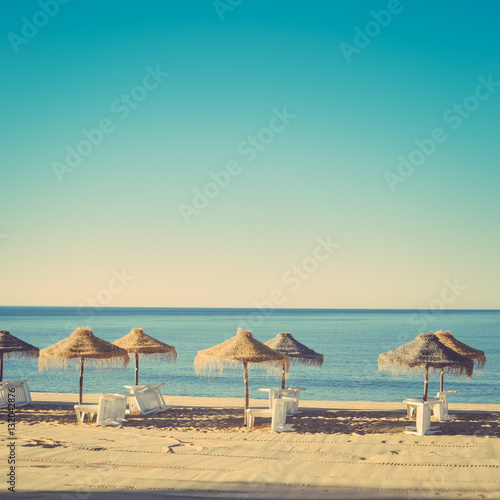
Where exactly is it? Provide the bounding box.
[112,328,177,385]
[194,328,289,418]
[38,326,129,404]
[265,332,324,388]
[378,332,473,401]
[435,330,486,391]
[0,330,39,382]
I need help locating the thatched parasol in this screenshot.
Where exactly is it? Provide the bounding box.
[0,330,39,382]
[112,328,177,385]
[378,332,473,401]
[38,326,129,404]
[194,328,289,419]
[265,331,324,388]
[435,330,486,391]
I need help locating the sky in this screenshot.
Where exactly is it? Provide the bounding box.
[1,0,499,309]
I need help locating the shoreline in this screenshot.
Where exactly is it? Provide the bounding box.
[30,391,500,412]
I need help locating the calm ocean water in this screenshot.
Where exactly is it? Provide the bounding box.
[0,307,498,404]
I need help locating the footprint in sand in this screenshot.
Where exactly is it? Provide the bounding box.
[21,440,39,447]
[161,440,203,454]
[21,438,62,449]
[41,443,59,448]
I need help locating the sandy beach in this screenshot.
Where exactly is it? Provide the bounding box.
[1,393,499,499]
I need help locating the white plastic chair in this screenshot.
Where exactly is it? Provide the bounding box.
[259,388,281,411]
[404,399,441,436]
[271,399,296,431]
[434,390,457,421]
[0,381,9,409]
[245,406,272,427]
[406,392,456,422]
[246,397,297,432]
[123,383,170,415]
[74,393,127,426]
[1,380,32,407]
[259,387,305,415]
[150,383,169,408]
[74,402,98,423]
[406,396,441,417]
[281,387,306,414]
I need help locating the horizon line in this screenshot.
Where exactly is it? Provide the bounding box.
[0,305,498,312]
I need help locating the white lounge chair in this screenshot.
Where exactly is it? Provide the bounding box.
[123,383,170,415]
[150,383,169,408]
[434,390,457,421]
[246,397,297,432]
[259,387,305,415]
[0,380,32,407]
[74,393,127,426]
[406,391,456,422]
[280,387,306,414]
[404,398,441,436]
[259,387,281,411]
[406,396,441,418]
[0,381,9,409]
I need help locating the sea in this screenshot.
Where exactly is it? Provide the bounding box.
[0,307,498,404]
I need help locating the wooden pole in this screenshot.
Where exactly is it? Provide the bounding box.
[281,364,286,389]
[0,352,3,382]
[243,361,249,424]
[423,366,429,402]
[79,358,85,405]
[440,368,444,393]
[135,353,139,385]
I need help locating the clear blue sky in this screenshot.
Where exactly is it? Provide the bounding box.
[1,0,499,309]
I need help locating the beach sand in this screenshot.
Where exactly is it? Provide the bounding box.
[1,393,499,499]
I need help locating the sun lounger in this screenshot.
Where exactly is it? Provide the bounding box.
[246,397,297,432]
[74,393,128,426]
[74,402,98,423]
[0,380,32,408]
[123,383,170,415]
[0,381,9,409]
[406,391,456,422]
[259,387,305,415]
[406,396,441,417]
[434,390,457,421]
[149,383,169,408]
[404,398,441,436]
[259,387,281,411]
[281,387,306,414]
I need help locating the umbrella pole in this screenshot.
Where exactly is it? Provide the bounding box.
[0,352,3,382]
[281,364,286,389]
[79,358,85,405]
[440,368,444,392]
[135,353,139,385]
[243,361,249,424]
[423,366,429,402]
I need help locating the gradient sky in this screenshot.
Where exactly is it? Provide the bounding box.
[1,0,499,309]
